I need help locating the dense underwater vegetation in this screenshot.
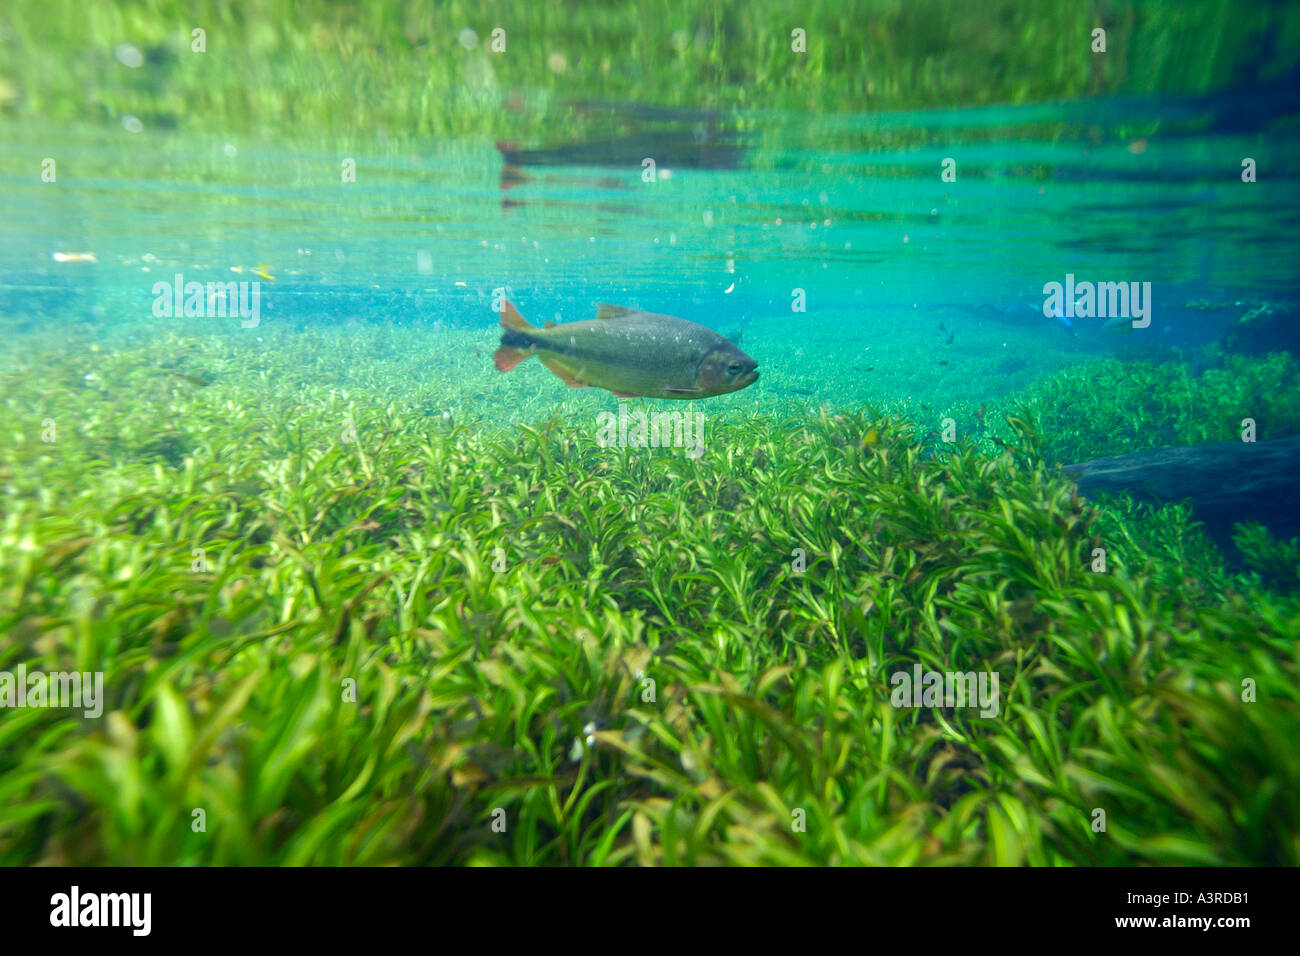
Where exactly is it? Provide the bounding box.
[1,326,1297,865]
[1,0,1298,866]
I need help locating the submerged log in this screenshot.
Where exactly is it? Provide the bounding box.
[1062,437,1300,551]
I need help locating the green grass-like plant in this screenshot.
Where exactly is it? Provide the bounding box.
[3,0,1297,147]
[2,333,1297,865]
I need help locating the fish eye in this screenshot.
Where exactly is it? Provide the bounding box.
[727,361,742,375]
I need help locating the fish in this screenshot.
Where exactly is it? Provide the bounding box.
[495,129,741,172]
[173,370,214,387]
[493,301,759,399]
[1040,300,1077,337]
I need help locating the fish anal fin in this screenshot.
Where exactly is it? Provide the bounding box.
[595,303,637,320]
[499,300,534,332]
[612,391,638,398]
[539,356,588,388]
[494,346,532,373]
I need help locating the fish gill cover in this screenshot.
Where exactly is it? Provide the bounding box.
[0,0,1298,907]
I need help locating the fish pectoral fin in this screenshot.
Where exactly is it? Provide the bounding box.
[595,303,637,320]
[539,356,588,388]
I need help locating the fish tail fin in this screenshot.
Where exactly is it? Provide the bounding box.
[494,344,532,372]
[495,300,539,372]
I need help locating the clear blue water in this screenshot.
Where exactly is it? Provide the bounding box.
[4,99,1297,425]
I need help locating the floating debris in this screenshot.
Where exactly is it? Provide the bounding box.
[231,263,275,281]
[113,43,144,68]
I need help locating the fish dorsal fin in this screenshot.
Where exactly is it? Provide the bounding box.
[595,303,637,320]
[544,320,557,328]
[499,300,535,332]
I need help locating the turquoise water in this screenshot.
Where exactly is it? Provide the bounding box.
[4,99,1297,425]
[4,67,1300,871]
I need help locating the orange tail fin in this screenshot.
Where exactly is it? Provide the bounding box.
[494,345,530,372]
[495,300,537,372]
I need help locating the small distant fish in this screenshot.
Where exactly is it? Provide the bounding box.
[174,370,214,387]
[938,360,949,366]
[1102,314,1134,333]
[1039,300,1077,337]
[494,301,759,399]
[944,330,955,345]
[51,252,97,263]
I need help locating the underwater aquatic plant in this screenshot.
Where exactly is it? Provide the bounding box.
[2,334,1297,865]
[4,0,1295,145]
